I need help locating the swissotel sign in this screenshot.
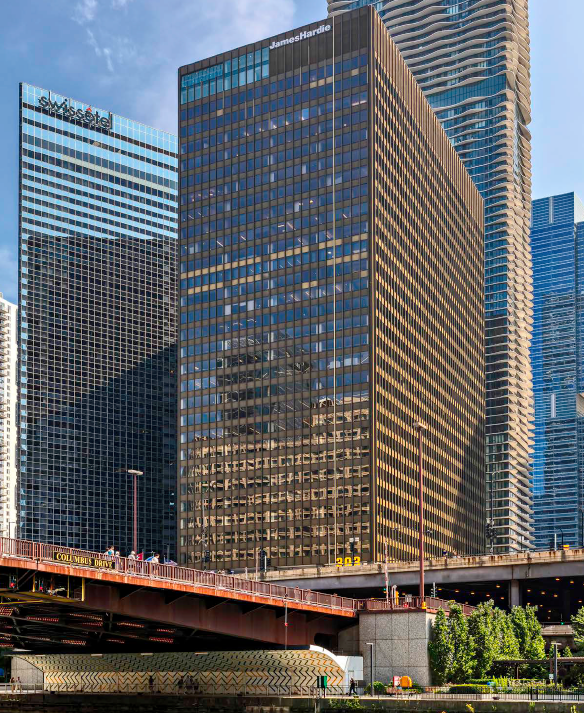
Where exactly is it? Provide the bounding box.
[269,24,332,50]
[38,96,112,130]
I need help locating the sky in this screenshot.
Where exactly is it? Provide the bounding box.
[0,0,580,304]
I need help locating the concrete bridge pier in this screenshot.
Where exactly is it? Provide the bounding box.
[510,579,521,607]
[338,610,436,687]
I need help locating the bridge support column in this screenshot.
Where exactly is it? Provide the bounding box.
[562,587,571,623]
[355,610,436,687]
[510,579,521,608]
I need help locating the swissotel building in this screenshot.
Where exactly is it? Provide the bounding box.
[18,83,178,555]
[329,0,533,553]
[177,7,485,570]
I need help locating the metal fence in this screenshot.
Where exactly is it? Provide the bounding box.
[0,537,357,613]
[0,537,464,616]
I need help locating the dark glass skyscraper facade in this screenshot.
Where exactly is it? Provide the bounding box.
[531,193,584,549]
[18,83,178,555]
[177,7,485,570]
[329,0,533,553]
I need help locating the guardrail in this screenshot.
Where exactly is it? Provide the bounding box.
[0,537,358,614]
[262,546,584,581]
[0,538,472,618]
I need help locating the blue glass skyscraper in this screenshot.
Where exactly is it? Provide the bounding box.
[328,0,533,552]
[18,83,178,554]
[531,193,584,549]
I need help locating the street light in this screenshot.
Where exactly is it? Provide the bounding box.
[551,641,560,685]
[124,470,143,554]
[414,422,427,602]
[366,642,374,691]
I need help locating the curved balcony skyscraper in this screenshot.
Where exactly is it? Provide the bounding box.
[328,0,533,552]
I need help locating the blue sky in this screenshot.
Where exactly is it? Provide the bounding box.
[0,0,580,303]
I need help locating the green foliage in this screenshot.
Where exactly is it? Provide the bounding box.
[448,684,492,694]
[449,603,475,684]
[523,606,547,660]
[493,607,520,659]
[572,607,584,651]
[328,698,364,711]
[429,608,453,685]
[468,601,498,678]
[429,602,547,685]
[563,646,573,658]
[372,681,386,694]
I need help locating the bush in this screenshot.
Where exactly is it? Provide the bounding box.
[448,684,492,694]
[363,681,386,695]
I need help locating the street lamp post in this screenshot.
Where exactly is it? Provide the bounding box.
[414,422,427,602]
[366,642,374,691]
[126,470,143,554]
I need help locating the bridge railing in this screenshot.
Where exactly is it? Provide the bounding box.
[0,538,357,613]
[360,596,474,615]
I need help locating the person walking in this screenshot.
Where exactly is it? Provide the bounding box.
[10,677,15,693]
[349,678,356,695]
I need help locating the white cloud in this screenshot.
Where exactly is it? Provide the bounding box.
[111,0,133,6]
[0,248,19,305]
[73,0,99,25]
[132,0,297,132]
[103,47,114,72]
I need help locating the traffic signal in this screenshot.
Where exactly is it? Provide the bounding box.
[35,576,48,593]
[260,549,267,571]
[204,551,210,563]
[8,575,17,590]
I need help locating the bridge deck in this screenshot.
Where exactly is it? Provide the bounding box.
[0,538,357,618]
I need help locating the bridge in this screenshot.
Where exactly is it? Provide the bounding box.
[265,548,584,621]
[0,538,357,653]
[0,538,458,655]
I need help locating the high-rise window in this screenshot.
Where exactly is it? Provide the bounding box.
[177,8,485,569]
[18,84,178,556]
[329,0,533,553]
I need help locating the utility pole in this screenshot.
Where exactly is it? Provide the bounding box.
[384,542,389,605]
[414,422,427,602]
[126,470,143,554]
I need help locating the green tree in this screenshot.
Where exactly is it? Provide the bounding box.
[510,606,529,657]
[493,607,520,659]
[562,646,572,658]
[449,603,475,683]
[572,607,584,652]
[468,601,498,678]
[523,606,546,660]
[429,608,452,685]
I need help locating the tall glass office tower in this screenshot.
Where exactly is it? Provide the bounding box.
[531,193,584,549]
[18,83,178,555]
[177,7,485,570]
[328,0,533,552]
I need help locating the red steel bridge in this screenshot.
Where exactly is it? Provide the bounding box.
[0,538,360,653]
[0,539,461,654]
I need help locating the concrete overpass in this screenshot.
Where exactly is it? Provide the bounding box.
[266,548,584,620]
